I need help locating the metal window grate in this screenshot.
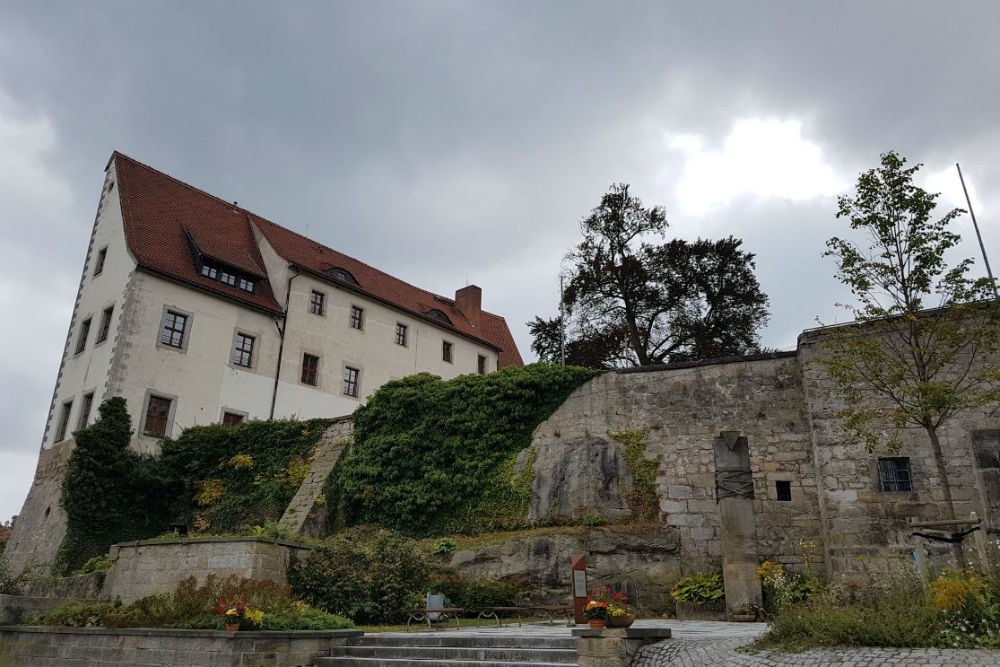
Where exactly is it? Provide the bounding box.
[878,457,912,492]
[775,480,791,501]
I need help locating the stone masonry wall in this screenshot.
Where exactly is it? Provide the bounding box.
[529,353,824,575]
[4,440,74,571]
[0,626,360,667]
[101,538,312,603]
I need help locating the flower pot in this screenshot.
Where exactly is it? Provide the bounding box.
[588,620,607,629]
[731,614,755,623]
[607,614,635,628]
[224,623,240,632]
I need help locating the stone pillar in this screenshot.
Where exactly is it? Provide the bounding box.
[714,430,762,616]
[573,627,672,667]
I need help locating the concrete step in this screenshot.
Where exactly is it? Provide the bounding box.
[315,659,573,667]
[347,635,577,650]
[328,645,577,663]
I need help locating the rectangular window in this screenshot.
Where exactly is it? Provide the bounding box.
[160,311,188,348]
[309,290,325,315]
[220,270,237,286]
[395,323,408,346]
[93,247,107,277]
[238,277,254,292]
[343,366,360,397]
[775,480,792,501]
[201,265,218,279]
[232,333,255,367]
[442,340,453,363]
[477,355,487,375]
[301,353,319,386]
[350,306,364,330]
[878,457,913,492]
[143,395,172,437]
[75,318,92,354]
[55,400,73,442]
[77,392,94,430]
[222,411,244,427]
[96,305,114,344]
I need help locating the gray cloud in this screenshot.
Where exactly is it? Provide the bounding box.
[1,0,998,519]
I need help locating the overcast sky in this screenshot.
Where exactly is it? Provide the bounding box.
[1,1,998,521]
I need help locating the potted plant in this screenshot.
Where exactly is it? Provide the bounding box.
[598,587,636,628]
[669,572,726,621]
[216,597,262,631]
[583,600,609,629]
[731,601,761,622]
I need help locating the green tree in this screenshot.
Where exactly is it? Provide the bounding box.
[57,398,177,571]
[822,151,1000,520]
[532,183,769,368]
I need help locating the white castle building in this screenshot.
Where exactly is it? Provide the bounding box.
[7,152,522,566]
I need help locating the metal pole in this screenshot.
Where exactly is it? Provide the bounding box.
[956,163,999,298]
[559,275,566,365]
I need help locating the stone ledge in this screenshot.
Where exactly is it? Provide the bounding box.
[572,627,672,640]
[0,625,363,640]
[111,536,314,549]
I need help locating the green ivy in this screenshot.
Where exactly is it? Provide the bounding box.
[608,430,660,521]
[58,398,178,572]
[328,364,596,536]
[159,418,331,533]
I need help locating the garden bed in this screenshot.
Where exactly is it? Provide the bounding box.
[0,625,361,667]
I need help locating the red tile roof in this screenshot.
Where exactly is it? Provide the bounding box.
[111,152,523,367]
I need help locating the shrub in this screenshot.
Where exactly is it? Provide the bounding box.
[582,515,607,528]
[31,574,352,630]
[328,364,597,536]
[0,555,29,596]
[670,572,724,606]
[73,556,113,575]
[757,560,824,612]
[432,538,458,555]
[430,575,525,608]
[289,529,431,623]
[57,398,180,572]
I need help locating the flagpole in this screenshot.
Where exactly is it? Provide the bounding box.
[957,163,999,298]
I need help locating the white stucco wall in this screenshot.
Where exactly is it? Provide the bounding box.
[43,162,134,449]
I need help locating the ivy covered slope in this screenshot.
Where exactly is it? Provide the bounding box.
[328,363,597,536]
[58,398,332,572]
[159,417,332,533]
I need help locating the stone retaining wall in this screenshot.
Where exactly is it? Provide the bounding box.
[0,626,360,667]
[0,595,78,625]
[102,538,312,603]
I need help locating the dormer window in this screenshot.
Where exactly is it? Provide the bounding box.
[199,259,255,293]
[426,308,452,325]
[326,267,359,286]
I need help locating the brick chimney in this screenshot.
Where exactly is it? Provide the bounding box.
[455,285,482,327]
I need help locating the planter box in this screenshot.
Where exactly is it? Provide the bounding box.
[0,626,362,667]
[675,600,725,621]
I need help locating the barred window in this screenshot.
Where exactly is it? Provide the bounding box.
[775,480,791,501]
[878,457,912,492]
[343,366,360,397]
[232,333,255,367]
[160,311,187,348]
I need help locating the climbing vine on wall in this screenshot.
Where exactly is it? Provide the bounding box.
[327,364,597,536]
[608,429,661,521]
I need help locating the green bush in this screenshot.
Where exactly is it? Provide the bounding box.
[57,398,180,572]
[327,364,597,536]
[0,555,28,595]
[159,418,332,533]
[670,572,724,605]
[31,574,352,630]
[432,538,458,555]
[582,515,607,528]
[73,556,113,575]
[430,575,525,609]
[288,529,432,624]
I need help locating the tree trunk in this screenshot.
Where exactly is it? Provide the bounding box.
[924,425,965,565]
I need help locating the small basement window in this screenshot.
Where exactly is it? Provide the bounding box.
[878,457,913,492]
[775,480,791,501]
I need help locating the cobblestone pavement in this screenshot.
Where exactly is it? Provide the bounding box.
[633,632,1000,666]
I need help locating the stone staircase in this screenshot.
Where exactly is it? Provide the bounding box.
[313,633,579,667]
